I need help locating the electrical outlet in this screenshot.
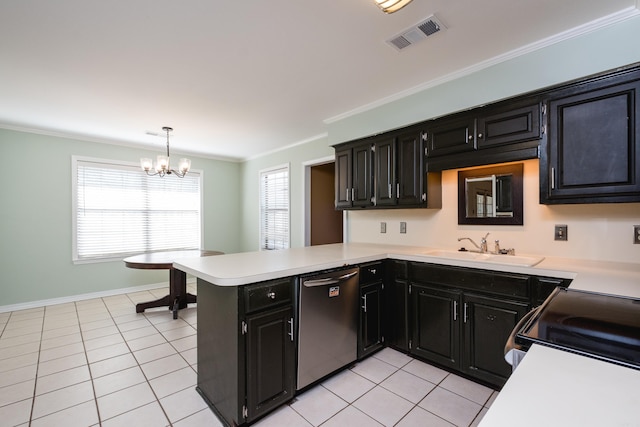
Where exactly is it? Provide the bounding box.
[634,225,640,244]
[554,224,568,241]
[380,222,387,234]
[400,222,407,234]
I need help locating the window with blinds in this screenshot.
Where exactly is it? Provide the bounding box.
[72,156,202,262]
[259,165,290,250]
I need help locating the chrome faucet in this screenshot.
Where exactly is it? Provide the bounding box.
[458,233,490,253]
[480,233,490,253]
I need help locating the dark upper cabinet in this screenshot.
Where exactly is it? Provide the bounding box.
[334,147,352,209]
[425,100,542,171]
[397,129,426,206]
[541,67,640,204]
[335,130,440,210]
[477,102,541,149]
[425,115,477,158]
[334,141,373,209]
[373,136,396,206]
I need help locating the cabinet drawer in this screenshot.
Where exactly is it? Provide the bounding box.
[244,278,293,314]
[410,262,530,300]
[533,276,569,305]
[360,262,384,284]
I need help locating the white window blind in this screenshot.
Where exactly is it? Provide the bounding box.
[73,157,201,262]
[259,165,289,250]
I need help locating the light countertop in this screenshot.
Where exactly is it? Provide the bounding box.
[479,344,640,427]
[175,242,640,298]
[176,243,640,425]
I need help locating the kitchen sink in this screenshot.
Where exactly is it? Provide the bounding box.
[425,250,544,267]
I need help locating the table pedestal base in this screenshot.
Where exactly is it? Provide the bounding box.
[135,269,196,319]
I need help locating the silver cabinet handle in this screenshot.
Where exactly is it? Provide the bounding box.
[478,133,483,138]
[288,317,294,341]
[396,183,400,199]
[362,294,367,313]
[551,167,556,189]
[468,135,473,141]
[267,291,276,299]
[370,269,376,275]
[464,303,468,323]
[346,187,350,202]
[351,188,355,201]
[453,301,458,321]
[388,183,392,197]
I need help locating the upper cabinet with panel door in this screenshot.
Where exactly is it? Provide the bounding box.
[334,127,442,210]
[425,97,543,171]
[335,139,374,209]
[540,64,640,204]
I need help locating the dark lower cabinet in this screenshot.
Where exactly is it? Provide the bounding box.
[196,277,295,426]
[359,262,385,358]
[411,284,461,370]
[246,305,295,421]
[462,293,528,385]
[385,261,410,352]
[359,282,384,358]
[408,262,547,388]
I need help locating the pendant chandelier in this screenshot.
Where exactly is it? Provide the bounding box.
[140,127,191,178]
[375,0,413,13]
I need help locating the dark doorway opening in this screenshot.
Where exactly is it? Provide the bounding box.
[310,163,343,246]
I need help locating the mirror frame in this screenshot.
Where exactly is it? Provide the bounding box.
[458,163,523,226]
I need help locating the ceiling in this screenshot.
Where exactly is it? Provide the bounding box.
[1,0,638,161]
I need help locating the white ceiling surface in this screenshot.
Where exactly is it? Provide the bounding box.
[0,0,638,161]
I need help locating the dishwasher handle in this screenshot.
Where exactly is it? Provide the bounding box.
[302,270,358,287]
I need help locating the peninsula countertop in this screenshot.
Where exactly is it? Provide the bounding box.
[174,242,640,298]
[176,243,640,426]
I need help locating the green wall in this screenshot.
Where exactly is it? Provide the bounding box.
[0,128,241,306]
[327,15,640,144]
[3,14,640,307]
[239,137,334,251]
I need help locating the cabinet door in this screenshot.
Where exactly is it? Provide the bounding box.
[462,294,528,387]
[411,284,461,370]
[335,148,352,209]
[425,116,477,157]
[359,282,384,358]
[385,263,410,352]
[374,137,396,206]
[543,77,640,203]
[353,143,373,207]
[397,130,425,206]
[246,306,295,422]
[477,103,541,149]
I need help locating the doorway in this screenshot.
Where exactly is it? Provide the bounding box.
[304,158,344,246]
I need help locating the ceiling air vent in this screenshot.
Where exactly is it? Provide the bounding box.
[386,14,446,51]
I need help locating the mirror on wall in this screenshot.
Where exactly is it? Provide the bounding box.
[458,163,523,225]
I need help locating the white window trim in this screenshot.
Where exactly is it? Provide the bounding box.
[258,163,290,251]
[71,155,204,264]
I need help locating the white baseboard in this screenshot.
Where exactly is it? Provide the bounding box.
[0,278,196,314]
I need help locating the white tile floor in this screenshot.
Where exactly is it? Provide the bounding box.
[0,285,497,426]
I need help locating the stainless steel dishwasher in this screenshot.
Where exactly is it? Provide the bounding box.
[297,266,359,390]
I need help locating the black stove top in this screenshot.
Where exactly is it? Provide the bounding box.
[516,287,640,369]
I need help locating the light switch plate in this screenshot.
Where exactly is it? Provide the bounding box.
[554,224,568,241]
[634,225,640,244]
[400,222,407,234]
[380,222,387,233]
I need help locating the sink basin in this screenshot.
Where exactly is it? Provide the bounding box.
[424,250,544,267]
